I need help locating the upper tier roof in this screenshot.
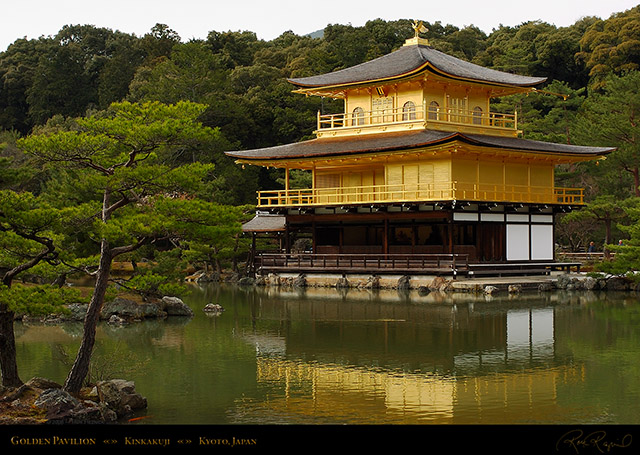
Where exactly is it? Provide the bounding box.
[288,43,547,90]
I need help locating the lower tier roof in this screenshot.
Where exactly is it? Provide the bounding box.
[225,130,614,163]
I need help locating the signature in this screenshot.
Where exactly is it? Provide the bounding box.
[557,429,633,454]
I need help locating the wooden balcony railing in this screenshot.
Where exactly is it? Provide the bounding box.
[256,253,469,275]
[257,182,584,208]
[317,105,517,132]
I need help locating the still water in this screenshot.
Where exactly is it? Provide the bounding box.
[13,284,640,425]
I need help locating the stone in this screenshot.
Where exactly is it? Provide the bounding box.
[34,388,81,418]
[429,276,451,292]
[267,273,281,286]
[293,274,307,288]
[63,303,89,321]
[203,303,224,314]
[583,276,599,290]
[508,284,522,294]
[417,286,431,296]
[161,296,193,316]
[25,377,62,390]
[336,276,350,288]
[605,276,630,291]
[101,297,145,320]
[484,285,499,295]
[397,275,411,290]
[108,315,127,325]
[238,276,255,286]
[96,379,147,419]
[362,275,380,289]
[556,274,572,290]
[538,282,554,292]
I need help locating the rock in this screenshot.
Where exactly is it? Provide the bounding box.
[224,272,240,283]
[570,278,584,290]
[267,273,281,286]
[63,303,89,321]
[108,315,127,326]
[203,303,224,314]
[362,275,380,289]
[397,275,411,290]
[556,274,572,290]
[336,275,350,288]
[605,276,630,291]
[2,376,146,424]
[96,379,147,419]
[161,296,194,316]
[26,377,62,390]
[484,285,499,295]
[417,286,431,296]
[583,276,599,290]
[101,297,146,320]
[238,276,255,286]
[508,284,521,294]
[293,274,307,288]
[538,282,554,292]
[34,388,81,419]
[429,276,451,292]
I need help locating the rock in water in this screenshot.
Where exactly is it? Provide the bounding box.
[203,303,224,314]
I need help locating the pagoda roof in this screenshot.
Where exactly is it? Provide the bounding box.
[288,43,547,90]
[242,213,286,232]
[225,130,614,162]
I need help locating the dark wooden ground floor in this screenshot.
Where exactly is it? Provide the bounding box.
[244,203,576,277]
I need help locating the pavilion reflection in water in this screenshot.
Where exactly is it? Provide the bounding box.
[237,288,584,423]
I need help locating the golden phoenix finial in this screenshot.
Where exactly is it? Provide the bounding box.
[412,20,428,38]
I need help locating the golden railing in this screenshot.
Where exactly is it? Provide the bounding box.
[256,182,583,207]
[317,106,517,131]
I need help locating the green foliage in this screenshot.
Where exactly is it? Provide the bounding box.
[0,284,83,316]
[573,71,640,197]
[577,6,640,86]
[594,198,640,277]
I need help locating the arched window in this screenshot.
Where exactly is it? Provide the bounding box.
[402,101,416,120]
[352,107,365,126]
[472,106,483,125]
[428,101,439,121]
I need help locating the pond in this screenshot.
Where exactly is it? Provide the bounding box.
[12,284,640,427]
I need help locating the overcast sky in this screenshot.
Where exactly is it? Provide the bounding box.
[2,0,638,52]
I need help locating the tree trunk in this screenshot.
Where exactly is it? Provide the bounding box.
[63,239,113,393]
[0,304,22,388]
[604,219,612,260]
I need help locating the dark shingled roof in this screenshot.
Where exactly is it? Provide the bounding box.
[242,213,286,232]
[225,130,615,161]
[289,44,547,89]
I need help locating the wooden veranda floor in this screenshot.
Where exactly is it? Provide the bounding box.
[252,253,581,277]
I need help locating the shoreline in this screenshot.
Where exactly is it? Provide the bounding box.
[234,270,637,294]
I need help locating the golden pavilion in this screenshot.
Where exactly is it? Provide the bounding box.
[227,22,614,277]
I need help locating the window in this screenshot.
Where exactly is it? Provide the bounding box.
[402,101,416,120]
[472,106,483,125]
[428,101,439,120]
[352,107,365,126]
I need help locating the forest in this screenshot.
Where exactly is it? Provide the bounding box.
[2,6,640,389]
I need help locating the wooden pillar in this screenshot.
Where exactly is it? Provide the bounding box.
[448,211,454,254]
[383,218,389,256]
[312,221,316,254]
[285,223,290,254]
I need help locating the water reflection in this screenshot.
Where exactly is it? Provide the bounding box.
[14,285,640,424]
